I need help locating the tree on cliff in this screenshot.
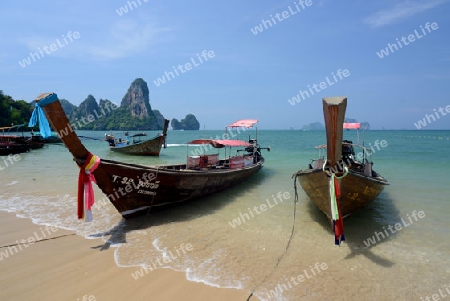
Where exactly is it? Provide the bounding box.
[0,91,33,126]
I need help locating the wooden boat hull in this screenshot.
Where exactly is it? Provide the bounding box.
[97,158,264,217]
[32,93,266,219]
[108,119,169,156]
[295,168,388,219]
[110,137,165,156]
[0,137,31,155]
[0,144,30,155]
[28,142,45,149]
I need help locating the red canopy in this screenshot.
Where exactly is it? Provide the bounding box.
[227,119,258,128]
[187,139,214,145]
[343,123,360,129]
[187,139,251,148]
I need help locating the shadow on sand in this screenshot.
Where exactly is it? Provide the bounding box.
[89,167,274,250]
[306,191,400,268]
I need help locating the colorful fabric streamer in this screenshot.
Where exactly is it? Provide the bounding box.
[330,175,345,246]
[77,153,101,222]
[28,93,58,138]
[28,104,52,138]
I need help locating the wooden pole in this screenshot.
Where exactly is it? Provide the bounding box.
[322,97,347,174]
[35,92,89,163]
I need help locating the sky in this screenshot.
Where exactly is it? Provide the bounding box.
[1,0,449,130]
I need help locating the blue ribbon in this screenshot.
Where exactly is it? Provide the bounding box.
[28,93,58,138]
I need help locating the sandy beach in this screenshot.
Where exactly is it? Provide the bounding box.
[0,211,250,301]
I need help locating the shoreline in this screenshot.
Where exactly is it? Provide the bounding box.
[0,210,252,301]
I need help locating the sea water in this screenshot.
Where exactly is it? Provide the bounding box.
[0,129,449,300]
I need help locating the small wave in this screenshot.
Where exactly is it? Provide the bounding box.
[0,192,120,243]
[186,267,244,290]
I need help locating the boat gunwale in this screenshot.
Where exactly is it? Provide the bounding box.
[295,166,390,186]
[100,157,265,175]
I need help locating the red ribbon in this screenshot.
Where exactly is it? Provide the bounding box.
[77,153,100,220]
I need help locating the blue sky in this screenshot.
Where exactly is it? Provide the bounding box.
[1,0,449,129]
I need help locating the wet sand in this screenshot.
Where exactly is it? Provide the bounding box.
[0,211,250,301]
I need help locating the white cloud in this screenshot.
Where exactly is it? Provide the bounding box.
[83,19,170,59]
[364,0,447,28]
[15,18,170,61]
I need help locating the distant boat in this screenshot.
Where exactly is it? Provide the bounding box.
[32,92,270,218]
[104,120,169,156]
[29,133,61,144]
[25,135,45,149]
[0,124,57,151]
[294,97,389,221]
[0,139,31,155]
[0,127,32,155]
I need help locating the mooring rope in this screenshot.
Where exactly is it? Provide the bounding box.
[0,233,77,249]
[246,175,299,300]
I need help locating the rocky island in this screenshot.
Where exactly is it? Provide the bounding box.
[1,78,200,131]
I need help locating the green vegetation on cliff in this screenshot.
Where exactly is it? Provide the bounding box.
[171,114,200,130]
[0,91,33,127]
[1,78,200,131]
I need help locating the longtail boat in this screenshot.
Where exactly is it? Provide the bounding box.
[1,125,46,150]
[293,97,389,244]
[32,92,269,219]
[0,127,32,155]
[0,141,31,155]
[104,119,170,156]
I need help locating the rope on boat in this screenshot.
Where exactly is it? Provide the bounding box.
[77,136,104,141]
[246,175,299,301]
[293,172,299,204]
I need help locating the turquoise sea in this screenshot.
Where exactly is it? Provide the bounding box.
[1,129,449,300]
